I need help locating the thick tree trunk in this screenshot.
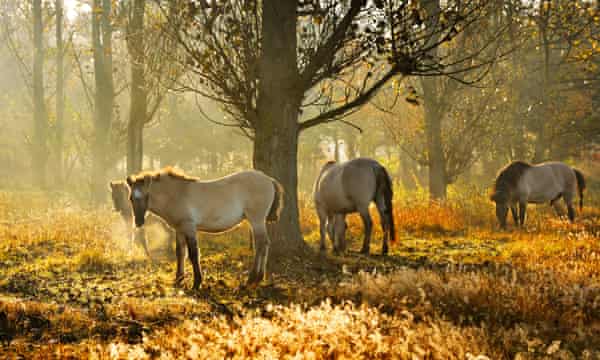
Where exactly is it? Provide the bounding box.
[91,0,114,203]
[55,0,64,187]
[420,0,447,200]
[422,78,447,200]
[32,0,47,188]
[127,0,146,175]
[255,0,307,256]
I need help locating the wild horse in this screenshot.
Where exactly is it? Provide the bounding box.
[127,167,283,289]
[314,158,396,255]
[490,161,585,228]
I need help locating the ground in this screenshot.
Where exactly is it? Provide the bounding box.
[1,188,600,359]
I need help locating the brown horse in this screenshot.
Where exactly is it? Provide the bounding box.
[313,158,396,255]
[127,167,283,289]
[491,161,586,228]
[109,181,174,257]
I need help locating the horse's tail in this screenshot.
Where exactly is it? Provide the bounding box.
[375,165,396,243]
[573,168,586,211]
[267,179,284,222]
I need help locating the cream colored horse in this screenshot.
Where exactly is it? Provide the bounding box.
[127,167,283,289]
[491,161,586,228]
[109,181,174,257]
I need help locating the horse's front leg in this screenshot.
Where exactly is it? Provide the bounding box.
[518,202,527,227]
[333,214,347,254]
[134,226,151,258]
[510,205,519,227]
[316,208,328,253]
[359,208,373,255]
[174,231,187,287]
[564,194,576,222]
[247,222,270,286]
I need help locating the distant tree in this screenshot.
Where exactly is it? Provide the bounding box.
[91,0,115,203]
[32,0,48,188]
[123,0,180,174]
[55,0,65,185]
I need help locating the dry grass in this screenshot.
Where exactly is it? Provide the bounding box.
[1,188,600,359]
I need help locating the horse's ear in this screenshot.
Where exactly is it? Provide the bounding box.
[126,176,133,187]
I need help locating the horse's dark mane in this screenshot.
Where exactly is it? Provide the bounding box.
[492,161,532,198]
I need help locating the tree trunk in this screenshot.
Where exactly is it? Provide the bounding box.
[422,78,447,200]
[91,0,114,203]
[32,0,47,188]
[398,150,417,191]
[127,0,146,175]
[507,0,526,160]
[255,0,307,256]
[533,10,550,163]
[333,131,340,162]
[55,0,65,187]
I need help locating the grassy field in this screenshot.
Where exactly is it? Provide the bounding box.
[1,187,600,359]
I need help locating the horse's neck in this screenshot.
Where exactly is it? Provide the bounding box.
[148,180,178,219]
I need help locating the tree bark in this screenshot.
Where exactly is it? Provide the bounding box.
[421,0,447,200]
[255,0,307,256]
[398,150,417,191]
[533,21,550,163]
[422,89,447,200]
[32,0,47,188]
[55,0,65,187]
[127,0,146,175]
[91,0,114,203]
[507,0,526,160]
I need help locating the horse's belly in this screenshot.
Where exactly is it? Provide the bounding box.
[197,211,244,233]
[527,189,559,204]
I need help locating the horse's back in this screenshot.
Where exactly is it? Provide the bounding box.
[341,159,378,201]
[314,158,380,213]
[520,162,577,202]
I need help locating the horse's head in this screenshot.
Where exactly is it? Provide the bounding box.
[490,191,508,229]
[109,181,129,213]
[127,175,153,227]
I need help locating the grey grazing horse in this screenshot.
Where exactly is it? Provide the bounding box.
[314,158,395,255]
[491,161,586,228]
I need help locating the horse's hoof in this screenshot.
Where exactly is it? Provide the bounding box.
[174,274,185,288]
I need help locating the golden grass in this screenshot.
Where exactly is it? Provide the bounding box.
[1,189,600,359]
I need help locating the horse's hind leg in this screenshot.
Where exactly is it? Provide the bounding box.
[247,222,270,286]
[375,199,390,255]
[358,208,373,255]
[563,192,576,222]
